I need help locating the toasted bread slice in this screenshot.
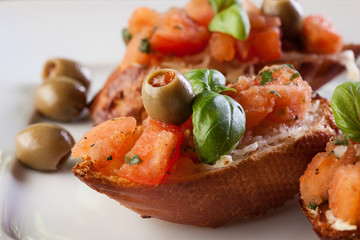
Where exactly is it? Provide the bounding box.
[299,198,360,240]
[89,44,360,125]
[74,96,339,227]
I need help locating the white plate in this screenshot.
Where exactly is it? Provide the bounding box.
[0,1,359,239]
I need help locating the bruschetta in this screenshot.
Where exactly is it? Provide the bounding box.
[89,0,360,125]
[299,81,360,239]
[73,65,339,227]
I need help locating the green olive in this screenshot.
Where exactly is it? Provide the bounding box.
[42,58,91,90]
[35,76,87,121]
[15,123,75,171]
[142,69,195,125]
[261,0,304,39]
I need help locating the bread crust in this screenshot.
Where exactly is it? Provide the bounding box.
[299,197,360,240]
[89,44,360,125]
[74,97,339,227]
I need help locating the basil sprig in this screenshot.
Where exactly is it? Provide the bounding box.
[331,81,360,142]
[208,0,250,40]
[185,68,235,94]
[185,69,246,164]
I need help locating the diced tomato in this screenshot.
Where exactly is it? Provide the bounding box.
[150,8,210,56]
[302,15,343,54]
[209,32,236,62]
[117,118,184,185]
[71,117,140,176]
[329,164,360,225]
[120,34,159,70]
[128,7,160,37]
[300,144,357,206]
[236,13,282,62]
[184,0,215,27]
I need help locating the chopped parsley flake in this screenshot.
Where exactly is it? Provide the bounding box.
[122,28,132,45]
[106,155,113,161]
[285,63,295,69]
[334,135,350,146]
[125,155,143,165]
[307,202,318,210]
[90,144,95,147]
[289,72,300,81]
[139,38,151,54]
[260,70,276,85]
[327,150,334,157]
[295,115,298,120]
[270,90,281,98]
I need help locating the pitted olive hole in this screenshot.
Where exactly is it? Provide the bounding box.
[149,71,176,87]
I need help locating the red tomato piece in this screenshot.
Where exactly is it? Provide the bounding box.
[71,117,140,176]
[150,8,210,56]
[184,0,215,27]
[117,118,184,185]
[302,15,343,54]
[236,13,282,62]
[209,32,236,62]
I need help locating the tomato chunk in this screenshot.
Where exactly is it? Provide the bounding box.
[329,164,360,225]
[184,0,215,27]
[117,118,184,185]
[120,34,159,70]
[150,8,210,56]
[72,117,140,176]
[302,15,343,54]
[128,7,160,37]
[209,32,236,62]
[236,13,282,62]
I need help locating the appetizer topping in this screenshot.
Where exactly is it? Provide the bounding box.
[142,69,195,125]
[35,76,87,122]
[125,155,143,165]
[333,145,348,159]
[118,118,183,184]
[227,64,311,130]
[208,1,250,40]
[16,123,75,171]
[122,28,132,45]
[261,0,304,39]
[325,210,357,231]
[72,117,140,176]
[42,58,91,91]
[185,69,246,164]
[149,8,210,56]
[138,38,151,54]
[74,65,313,184]
[302,15,343,54]
[328,164,360,226]
[331,82,360,142]
[307,202,318,211]
[333,135,350,146]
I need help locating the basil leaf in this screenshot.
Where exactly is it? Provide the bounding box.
[184,69,235,95]
[330,81,360,142]
[208,3,250,40]
[192,91,246,164]
[209,0,236,13]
